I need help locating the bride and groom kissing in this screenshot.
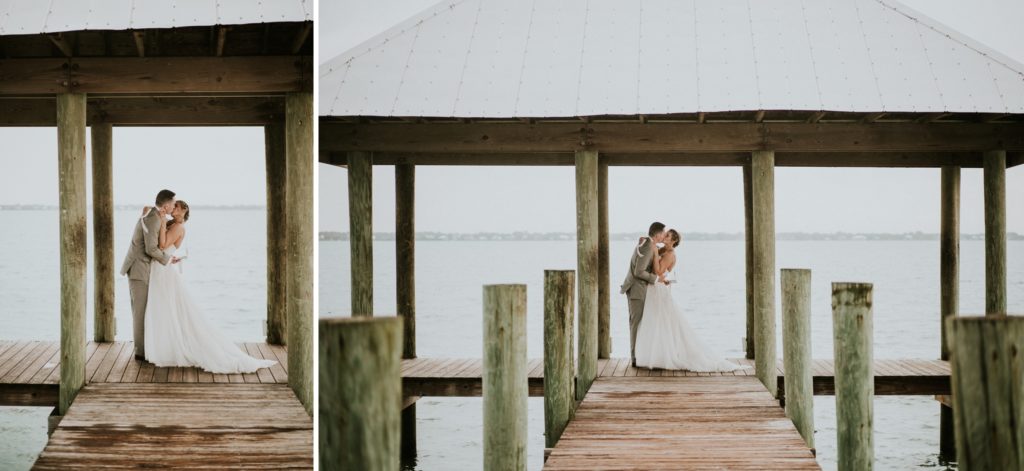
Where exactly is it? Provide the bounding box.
[621,222,747,372]
[120,189,274,374]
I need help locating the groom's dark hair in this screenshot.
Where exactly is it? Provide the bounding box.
[155,189,176,206]
[648,222,666,237]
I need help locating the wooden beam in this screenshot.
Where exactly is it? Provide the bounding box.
[983,150,1006,315]
[47,33,74,58]
[751,151,777,398]
[291,23,313,54]
[320,121,1024,155]
[697,112,706,124]
[807,111,826,123]
[0,97,285,126]
[396,163,416,359]
[0,56,312,96]
[753,110,765,123]
[575,150,599,401]
[918,112,951,123]
[215,27,230,57]
[285,92,314,415]
[132,31,145,57]
[862,112,886,123]
[265,123,287,345]
[91,123,115,342]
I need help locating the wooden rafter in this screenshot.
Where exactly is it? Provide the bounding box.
[753,110,765,123]
[46,33,74,57]
[862,112,886,123]
[918,112,951,123]
[291,23,313,54]
[697,112,706,124]
[215,26,230,57]
[807,111,826,123]
[982,113,1011,123]
[132,31,145,57]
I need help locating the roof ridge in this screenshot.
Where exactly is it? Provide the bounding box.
[879,0,1024,77]
[320,0,471,78]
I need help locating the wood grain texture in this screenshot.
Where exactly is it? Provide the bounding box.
[58,93,88,416]
[285,93,313,414]
[743,162,755,359]
[781,269,814,450]
[0,97,285,127]
[396,163,416,358]
[597,159,611,359]
[319,317,402,471]
[832,283,874,471]
[544,271,576,448]
[483,285,528,471]
[575,150,599,401]
[90,123,115,342]
[544,377,820,470]
[983,150,1006,315]
[32,383,312,469]
[945,316,1024,471]
[939,165,959,460]
[265,123,288,345]
[751,151,777,397]
[348,150,373,316]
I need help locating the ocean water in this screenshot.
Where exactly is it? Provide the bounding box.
[320,239,1023,471]
[0,209,268,470]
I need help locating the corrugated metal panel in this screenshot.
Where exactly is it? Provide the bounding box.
[0,0,311,35]
[321,0,1024,117]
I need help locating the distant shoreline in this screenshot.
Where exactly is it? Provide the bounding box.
[320,231,1023,242]
[1,205,265,211]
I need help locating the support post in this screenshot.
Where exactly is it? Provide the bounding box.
[395,162,417,461]
[781,269,814,450]
[319,317,402,471]
[544,270,575,449]
[483,284,528,471]
[945,316,1024,470]
[597,158,611,359]
[832,282,874,471]
[743,163,755,359]
[939,165,959,460]
[575,150,599,400]
[396,163,415,358]
[349,151,373,316]
[751,151,777,396]
[58,93,87,415]
[91,122,115,342]
[265,123,287,345]
[983,150,1006,315]
[285,92,313,414]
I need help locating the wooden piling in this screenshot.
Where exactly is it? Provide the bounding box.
[319,317,402,471]
[285,92,313,414]
[832,282,874,471]
[544,270,575,449]
[743,163,755,359]
[396,163,415,358]
[781,269,814,450]
[983,150,1006,315]
[483,284,528,471]
[348,150,373,316]
[751,151,777,397]
[58,93,88,415]
[945,315,1024,470]
[575,150,599,401]
[264,122,287,345]
[597,158,611,359]
[90,122,115,342]
[939,165,959,459]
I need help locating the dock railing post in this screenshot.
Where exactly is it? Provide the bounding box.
[945,315,1023,470]
[832,282,874,471]
[751,151,777,397]
[483,284,528,471]
[91,122,115,342]
[575,150,599,400]
[544,270,575,451]
[57,93,88,416]
[319,317,402,471]
[781,269,814,451]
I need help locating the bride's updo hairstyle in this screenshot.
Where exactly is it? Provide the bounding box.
[174,200,190,224]
[667,229,681,248]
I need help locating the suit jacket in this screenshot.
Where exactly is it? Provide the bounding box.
[620,237,658,301]
[120,209,170,283]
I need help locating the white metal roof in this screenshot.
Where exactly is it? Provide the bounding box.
[0,0,311,35]
[321,0,1024,117]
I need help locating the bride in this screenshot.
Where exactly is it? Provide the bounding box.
[141,201,276,373]
[634,229,748,372]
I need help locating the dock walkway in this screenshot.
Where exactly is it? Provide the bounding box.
[544,376,820,470]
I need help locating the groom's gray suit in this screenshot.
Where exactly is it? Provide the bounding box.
[620,237,659,363]
[120,210,170,358]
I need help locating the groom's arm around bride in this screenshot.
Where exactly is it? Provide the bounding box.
[620,222,667,365]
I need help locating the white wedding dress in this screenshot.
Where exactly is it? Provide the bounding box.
[634,272,748,372]
[143,222,276,373]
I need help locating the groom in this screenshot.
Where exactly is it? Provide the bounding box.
[120,189,177,360]
[620,221,669,367]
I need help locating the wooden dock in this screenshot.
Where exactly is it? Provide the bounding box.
[544,376,820,470]
[0,340,288,407]
[400,357,949,398]
[32,383,312,469]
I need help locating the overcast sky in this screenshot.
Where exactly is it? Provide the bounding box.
[318,0,1023,234]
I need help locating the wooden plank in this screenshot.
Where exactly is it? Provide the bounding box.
[320,121,1024,156]
[256,343,288,383]
[0,341,47,382]
[27,344,62,385]
[104,341,134,383]
[90,341,124,383]
[0,56,312,97]
[83,342,113,383]
[245,343,275,384]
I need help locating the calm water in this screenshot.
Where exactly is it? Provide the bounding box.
[0,209,268,470]
[320,239,1023,471]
